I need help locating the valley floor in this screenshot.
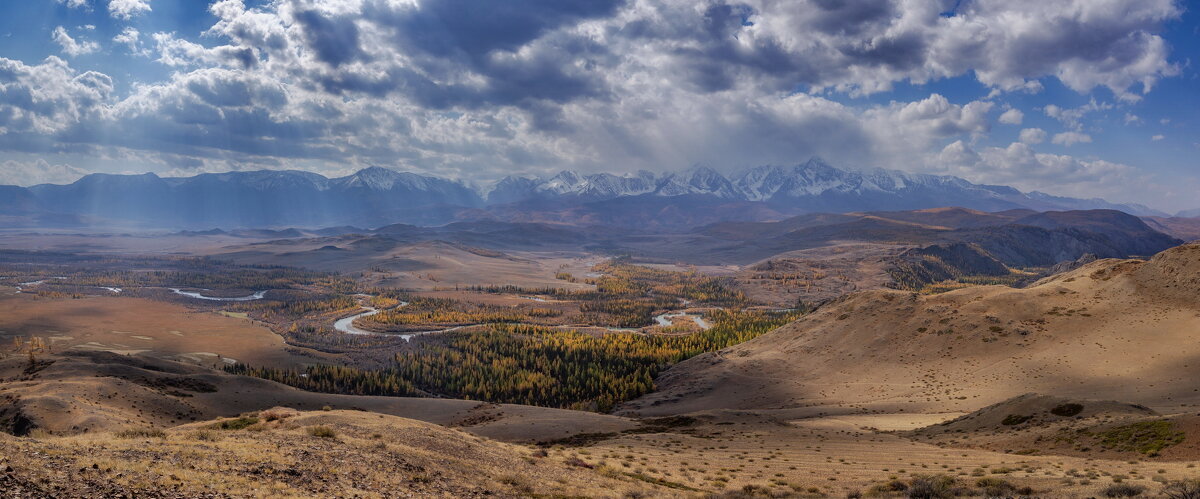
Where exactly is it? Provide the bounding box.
[4,239,1200,497]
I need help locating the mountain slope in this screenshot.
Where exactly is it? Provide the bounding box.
[619,243,1200,417]
[1143,216,1200,242]
[0,159,1166,229]
[680,208,1181,266]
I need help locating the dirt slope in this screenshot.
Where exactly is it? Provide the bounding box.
[906,393,1200,461]
[0,294,317,369]
[0,409,655,498]
[620,243,1200,417]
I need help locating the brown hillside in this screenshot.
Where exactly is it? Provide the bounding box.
[620,243,1200,417]
[906,393,1200,461]
[0,410,655,498]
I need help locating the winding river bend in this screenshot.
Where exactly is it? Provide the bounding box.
[170,288,268,301]
[333,302,486,341]
[331,295,713,341]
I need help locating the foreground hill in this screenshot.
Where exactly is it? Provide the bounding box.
[620,243,1200,417]
[0,409,644,498]
[904,393,1200,461]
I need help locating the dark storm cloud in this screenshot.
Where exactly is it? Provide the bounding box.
[294,9,367,68]
[808,0,897,36]
[368,0,625,60]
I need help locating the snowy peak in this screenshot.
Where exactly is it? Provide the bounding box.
[654,166,738,198]
[537,170,586,195]
[519,170,658,199]
[336,166,417,190]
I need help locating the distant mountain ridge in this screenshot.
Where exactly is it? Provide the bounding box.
[1,158,1164,229]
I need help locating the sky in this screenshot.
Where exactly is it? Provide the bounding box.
[0,0,1196,212]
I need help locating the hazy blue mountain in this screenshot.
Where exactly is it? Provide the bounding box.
[0,160,1168,228]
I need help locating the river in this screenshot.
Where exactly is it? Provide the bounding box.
[169,288,268,301]
[332,295,713,341]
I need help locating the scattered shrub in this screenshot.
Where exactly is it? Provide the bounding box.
[307,425,337,438]
[1164,479,1200,499]
[1001,414,1031,426]
[191,430,221,441]
[564,457,594,469]
[1097,420,1185,456]
[907,474,957,499]
[259,407,300,421]
[212,416,259,430]
[114,428,166,439]
[868,479,908,494]
[1101,483,1147,497]
[1051,403,1084,417]
[975,477,1015,495]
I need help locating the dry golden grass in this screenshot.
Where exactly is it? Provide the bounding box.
[0,410,667,498]
[624,244,1200,418]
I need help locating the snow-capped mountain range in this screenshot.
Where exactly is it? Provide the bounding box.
[482,158,1159,215]
[0,158,1164,229]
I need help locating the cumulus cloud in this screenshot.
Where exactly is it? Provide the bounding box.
[998,108,1023,125]
[151,32,255,68]
[0,159,88,185]
[0,57,113,140]
[1152,134,1164,141]
[1052,131,1093,146]
[1019,128,1047,144]
[933,140,1145,201]
[52,26,99,57]
[1044,100,1114,130]
[108,0,150,20]
[113,27,148,56]
[191,0,1183,107]
[56,0,89,10]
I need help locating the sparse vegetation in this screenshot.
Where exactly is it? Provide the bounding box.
[975,477,1015,495]
[114,428,167,439]
[1097,420,1185,456]
[212,416,260,430]
[1051,403,1084,417]
[1101,483,1147,497]
[1163,479,1200,499]
[1001,414,1030,426]
[905,474,959,498]
[307,425,337,438]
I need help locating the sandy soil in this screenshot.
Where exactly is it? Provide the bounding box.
[0,294,317,368]
[537,410,1200,497]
